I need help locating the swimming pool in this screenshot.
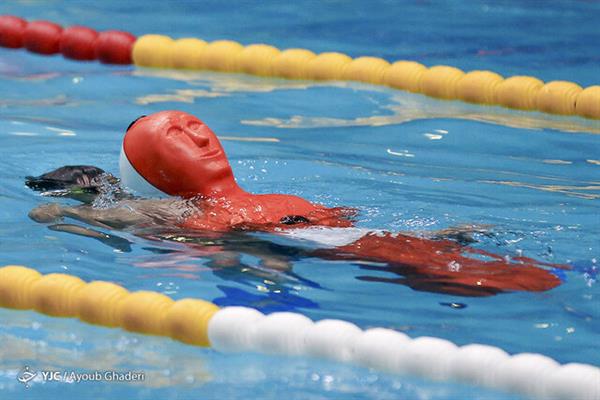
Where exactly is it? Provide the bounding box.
[1,1,599,399]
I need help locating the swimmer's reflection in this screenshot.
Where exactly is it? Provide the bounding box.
[140,229,321,312]
[26,165,566,298]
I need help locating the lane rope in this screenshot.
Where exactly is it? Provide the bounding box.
[0,15,135,64]
[0,265,598,399]
[1,15,600,119]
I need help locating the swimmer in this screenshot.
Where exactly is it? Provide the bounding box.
[26,166,314,284]
[28,111,566,296]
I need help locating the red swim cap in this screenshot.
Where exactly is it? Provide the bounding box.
[120,111,241,198]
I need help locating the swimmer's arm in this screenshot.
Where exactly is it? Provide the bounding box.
[28,203,152,230]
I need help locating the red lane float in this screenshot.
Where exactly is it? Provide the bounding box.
[95,30,135,64]
[0,15,135,64]
[60,26,98,60]
[0,15,27,48]
[23,20,62,55]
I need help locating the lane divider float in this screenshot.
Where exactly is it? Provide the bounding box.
[1,15,600,119]
[131,34,600,119]
[0,15,134,64]
[0,265,598,399]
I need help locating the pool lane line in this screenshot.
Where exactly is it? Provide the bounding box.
[131,36,599,120]
[0,265,598,399]
[0,15,135,64]
[0,265,217,345]
[1,15,600,120]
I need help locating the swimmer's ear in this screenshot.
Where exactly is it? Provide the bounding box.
[126,115,147,132]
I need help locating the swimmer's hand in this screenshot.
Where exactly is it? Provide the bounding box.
[28,204,64,223]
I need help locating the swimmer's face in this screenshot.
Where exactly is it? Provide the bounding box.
[123,110,240,197]
[153,111,224,161]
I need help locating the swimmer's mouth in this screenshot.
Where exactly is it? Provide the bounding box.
[184,132,220,158]
[198,148,220,158]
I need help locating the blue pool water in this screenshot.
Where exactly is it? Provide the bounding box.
[1,1,599,399]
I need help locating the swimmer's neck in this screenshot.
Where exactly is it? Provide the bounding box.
[194,180,248,199]
[194,186,310,209]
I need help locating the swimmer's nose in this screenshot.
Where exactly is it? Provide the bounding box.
[186,130,210,148]
[184,120,211,148]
